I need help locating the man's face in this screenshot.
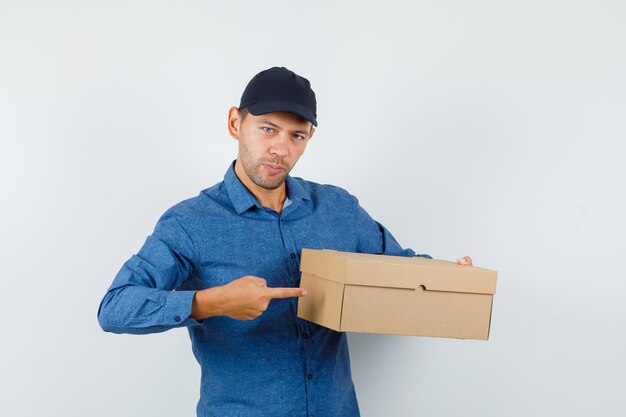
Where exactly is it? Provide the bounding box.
[233,110,315,190]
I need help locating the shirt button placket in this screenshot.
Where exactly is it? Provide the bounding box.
[280,215,313,415]
[278,217,299,287]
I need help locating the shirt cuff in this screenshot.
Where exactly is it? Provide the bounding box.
[164,290,205,327]
[415,253,433,259]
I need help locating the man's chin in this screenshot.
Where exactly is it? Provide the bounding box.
[254,166,290,190]
[256,178,286,190]
[249,172,286,190]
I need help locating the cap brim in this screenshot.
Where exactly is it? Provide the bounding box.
[246,100,318,127]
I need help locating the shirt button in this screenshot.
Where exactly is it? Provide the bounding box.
[307,373,313,380]
[290,253,296,259]
[174,315,181,322]
[302,333,309,339]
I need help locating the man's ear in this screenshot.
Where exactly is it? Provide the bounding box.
[308,126,315,141]
[227,107,242,140]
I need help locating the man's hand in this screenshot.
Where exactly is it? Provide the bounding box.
[456,256,473,266]
[191,276,307,321]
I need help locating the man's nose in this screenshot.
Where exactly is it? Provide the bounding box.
[268,133,289,157]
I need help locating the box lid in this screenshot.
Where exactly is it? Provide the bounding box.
[300,249,497,295]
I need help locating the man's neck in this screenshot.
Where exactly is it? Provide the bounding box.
[234,159,287,213]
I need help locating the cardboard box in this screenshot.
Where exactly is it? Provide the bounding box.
[297,249,497,340]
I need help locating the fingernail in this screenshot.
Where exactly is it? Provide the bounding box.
[301,289,308,296]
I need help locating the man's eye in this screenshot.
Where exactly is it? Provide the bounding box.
[262,127,274,133]
[293,134,304,140]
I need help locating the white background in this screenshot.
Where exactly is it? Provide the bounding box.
[1,1,625,416]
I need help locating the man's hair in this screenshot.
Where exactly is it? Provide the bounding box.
[238,107,313,134]
[239,107,250,121]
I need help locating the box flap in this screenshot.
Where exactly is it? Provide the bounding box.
[301,249,497,295]
[299,249,347,283]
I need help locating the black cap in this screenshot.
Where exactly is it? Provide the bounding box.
[239,67,318,126]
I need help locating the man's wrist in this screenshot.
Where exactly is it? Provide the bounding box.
[191,287,224,320]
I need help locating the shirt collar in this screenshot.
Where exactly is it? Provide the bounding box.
[223,160,311,215]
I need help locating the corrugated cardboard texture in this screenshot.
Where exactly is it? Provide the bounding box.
[297,249,497,340]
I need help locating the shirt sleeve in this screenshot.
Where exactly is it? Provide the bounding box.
[351,194,432,259]
[97,208,204,335]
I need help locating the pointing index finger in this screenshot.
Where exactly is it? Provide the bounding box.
[267,287,308,299]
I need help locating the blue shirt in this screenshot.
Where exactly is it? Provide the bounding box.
[97,160,429,417]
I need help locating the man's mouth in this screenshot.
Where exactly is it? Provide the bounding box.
[262,164,285,174]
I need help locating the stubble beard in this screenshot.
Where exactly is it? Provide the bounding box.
[239,139,292,190]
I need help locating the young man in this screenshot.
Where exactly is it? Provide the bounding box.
[97,66,472,417]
